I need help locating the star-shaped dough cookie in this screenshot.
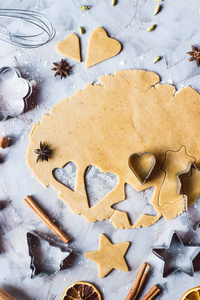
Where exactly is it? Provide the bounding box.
[84,234,130,278]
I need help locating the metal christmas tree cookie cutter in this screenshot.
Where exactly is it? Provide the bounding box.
[0,66,32,121]
[27,231,72,278]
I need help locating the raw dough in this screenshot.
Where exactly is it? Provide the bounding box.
[26,70,200,228]
[85,27,121,68]
[84,234,130,278]
[56,33,81,62]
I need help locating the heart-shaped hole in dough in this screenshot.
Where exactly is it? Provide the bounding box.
[53,161,77,191]
[84,165,118,207]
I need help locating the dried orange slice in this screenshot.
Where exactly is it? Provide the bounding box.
[61,281,101,300]
[180,287,200,300]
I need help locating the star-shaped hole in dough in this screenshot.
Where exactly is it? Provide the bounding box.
[152,232,200,277]
[84,234,130,278]
[113,184,157,226]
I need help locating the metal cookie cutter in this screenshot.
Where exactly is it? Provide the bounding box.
[152,231,200,277]
[128,152,156,184]
[0,67,32,121]
[27,231,72,278]
[181,164,200,230]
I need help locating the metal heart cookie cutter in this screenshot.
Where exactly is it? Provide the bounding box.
[128,152,156,184]
[152,231,200,277]
[0,67,32,121]
[27,231,72,278]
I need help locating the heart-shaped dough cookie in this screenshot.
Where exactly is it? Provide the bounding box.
[56,33,81,62]
[85,27,121,68]
[128,152,156,184]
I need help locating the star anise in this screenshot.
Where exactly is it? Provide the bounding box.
[34,141,51,163]
[187,45,200,67]
[52,59,71,79]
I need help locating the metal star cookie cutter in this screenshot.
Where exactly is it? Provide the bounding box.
[128,152,156,184]
[27,231,72,278]
[152,231,200,277]
[0,66,32,121]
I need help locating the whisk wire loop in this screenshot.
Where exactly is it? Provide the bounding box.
[0,9,56,48]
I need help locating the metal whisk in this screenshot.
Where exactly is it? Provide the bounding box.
[0,9,56,48]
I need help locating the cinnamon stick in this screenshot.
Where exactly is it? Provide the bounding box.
[141,285,161,300]
[0,288,16,300]
[24,196,70,243]
[126,262,151,300]
[0,137,9,149]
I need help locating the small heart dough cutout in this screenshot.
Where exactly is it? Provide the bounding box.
[56,33,81,62]
[85,27,121,68]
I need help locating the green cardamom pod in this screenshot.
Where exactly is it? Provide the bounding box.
[81,5,91,11]
[154,4,160,15]
[79,26,85,34]
[154,56,161,64]
[111,0,117,6]
[147,24,156,32]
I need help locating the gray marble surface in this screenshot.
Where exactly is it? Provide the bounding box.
[1,0,200,299]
